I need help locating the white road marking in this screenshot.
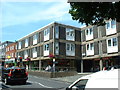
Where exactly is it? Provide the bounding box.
[28,80,53,88]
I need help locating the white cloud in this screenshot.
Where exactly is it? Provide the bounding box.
[1,1,70,27]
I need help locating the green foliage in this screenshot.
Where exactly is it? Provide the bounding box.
[69,2,120,26]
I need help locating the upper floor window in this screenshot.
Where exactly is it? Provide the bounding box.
[66,43,75,56]
[25,38,29,47]
[106,20,116,35]
[87,43,94,51]
[107,38,118,47]
[33,34,37,45]
[33,47,37,58]
[66,28,75,41]
[44,28,50,41]
[44,44,49,56]
[18,42,21,49]
[111,20,116,28]
[107,37,118,53]
[10,46,14,50]
[86,43,94,56]
[55,26,59,38]
[86,28,93,35]
[44,44,49,51]
[55,42,59,55]
[86,27,93,41]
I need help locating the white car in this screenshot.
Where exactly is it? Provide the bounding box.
[66,69,119,90]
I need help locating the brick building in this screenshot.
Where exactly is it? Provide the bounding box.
[6,42,17,60]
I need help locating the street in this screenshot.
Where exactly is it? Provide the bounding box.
[1,75,70,90]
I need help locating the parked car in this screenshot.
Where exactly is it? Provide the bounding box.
[1,66,28,85]
[66,69,119,90]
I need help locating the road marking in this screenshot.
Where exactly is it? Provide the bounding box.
[28,80,53,88]
[38,83,53,88]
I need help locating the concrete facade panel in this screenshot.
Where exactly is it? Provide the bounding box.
[93,26,98,39]
[94,41,99,55]
[50,26,53,40]
[59,42,66,56]
[102,39,107,54]
[118,36,120,52]
[75,30,81,42]
[59,26,66,40]
[99,26,106,37]
[117,22,120,33]
[75,44,81,57]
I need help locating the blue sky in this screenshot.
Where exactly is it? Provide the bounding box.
[1,0,83,42]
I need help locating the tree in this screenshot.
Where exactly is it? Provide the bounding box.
[69,2,120,26]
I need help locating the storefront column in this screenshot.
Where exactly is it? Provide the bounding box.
[39,60,41,71]
[53,58,55,72]
[99,60,103,71]
[81,60,83,73]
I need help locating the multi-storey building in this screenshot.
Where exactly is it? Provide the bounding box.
[6,42,17,60]
[0,41,14,66]
[0,41,14,60]
[17,22,81,72]
[81,20,120,72]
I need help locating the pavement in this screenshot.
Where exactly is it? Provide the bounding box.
[51,73,92,83]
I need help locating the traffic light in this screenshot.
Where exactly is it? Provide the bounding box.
[19,57,22,62]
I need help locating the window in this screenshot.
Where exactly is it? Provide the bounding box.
[66,43,75,56]
[33,34,37,45]
[90,28,93,34]
[72,79,88,90]
[90,43,94,50]
[18,42,21,49]
[44,28,50,41]
[86,29,89,35]
[44,44,49,51]
[87,44,89,50]
[106,22,110,29]
[33,47,37,58]
[86,27,93,41]
[111,20,116,28]
[71,44,75,51]
[108,39,111,46]
[25,38,28,47]
[55,26,59,38]
[66,28,75,41]
[44,44,49,56]
[107,38,117,47]
[55,42,59,55]
[86,28,93,35]
[66,43,75,51]
[113,38,117,46]
[107,37,118,53]
[44,28,50,36]
[67,44,70,51]
[87,43,94,50]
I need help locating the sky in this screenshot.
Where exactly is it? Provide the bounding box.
[0,0,84,43]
